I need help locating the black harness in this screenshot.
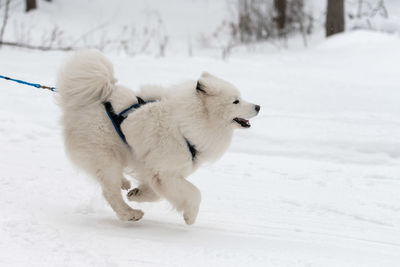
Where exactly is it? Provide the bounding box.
[104,97,197,161]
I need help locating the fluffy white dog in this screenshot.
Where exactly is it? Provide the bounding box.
[57,50,260,225]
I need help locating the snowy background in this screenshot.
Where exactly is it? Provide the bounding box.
[0,1,400,266]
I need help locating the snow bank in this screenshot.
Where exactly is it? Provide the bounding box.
[0,31,399,266]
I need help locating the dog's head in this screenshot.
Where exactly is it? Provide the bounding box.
[196,72,260,129]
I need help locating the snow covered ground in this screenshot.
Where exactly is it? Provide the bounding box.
[0,31,400,266]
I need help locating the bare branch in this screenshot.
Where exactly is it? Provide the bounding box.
[0,40,78,51]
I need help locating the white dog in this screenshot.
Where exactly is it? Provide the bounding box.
[57,50,260,225]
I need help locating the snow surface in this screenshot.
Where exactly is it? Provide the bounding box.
[0,31,400,266]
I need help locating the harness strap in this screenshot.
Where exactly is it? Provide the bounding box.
[104,97,197,161]
[118,96,153,118]
[104,101,129,145]
[186,139,197,160]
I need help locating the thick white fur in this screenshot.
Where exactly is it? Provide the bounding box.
[57,50,259,224]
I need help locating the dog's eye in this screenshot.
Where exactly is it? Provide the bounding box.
[233,100,240,104]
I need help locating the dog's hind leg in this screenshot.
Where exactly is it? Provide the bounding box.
[121,177,131,190]
[149,174,201,225]
[96,167,144,221]
[127,183,160,202]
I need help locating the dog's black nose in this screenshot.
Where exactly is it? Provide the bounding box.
[255,105,260,113]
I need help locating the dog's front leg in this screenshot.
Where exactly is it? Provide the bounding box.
[149,174,201,225]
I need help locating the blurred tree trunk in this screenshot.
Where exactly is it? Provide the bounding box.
[26,0,37,12]
[326,0,345,37]
[238,0,251,43]
[274,0,286,35]
[0,0,11,48]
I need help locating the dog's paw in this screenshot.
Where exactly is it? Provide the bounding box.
[121,179,131,190]
[126,188,140,201]
[117,209,144,222]
[183,208,199,225]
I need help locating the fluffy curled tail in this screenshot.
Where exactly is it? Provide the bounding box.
[57,50,116,109]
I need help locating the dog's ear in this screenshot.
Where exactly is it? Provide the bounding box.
[196,72,221,96]
[201,72,212,78]
[196,81,207,94]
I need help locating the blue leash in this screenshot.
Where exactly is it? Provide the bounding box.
[0,74,56,92]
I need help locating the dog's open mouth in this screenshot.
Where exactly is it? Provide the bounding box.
[233,117,251,128]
